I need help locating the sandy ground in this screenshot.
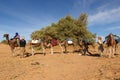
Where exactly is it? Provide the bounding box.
[0,43,120,80]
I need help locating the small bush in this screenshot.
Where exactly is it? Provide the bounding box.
[0,40,8,44]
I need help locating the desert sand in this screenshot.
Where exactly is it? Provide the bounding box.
[0,43,120,80]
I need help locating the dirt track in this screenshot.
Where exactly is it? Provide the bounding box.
[0,44,120,80]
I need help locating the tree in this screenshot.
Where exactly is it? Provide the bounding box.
[57,15,76,41]
[31,13,95,42]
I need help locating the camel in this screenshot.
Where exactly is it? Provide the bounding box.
[61,38,95,55]
[30,37,95,55]
[30,41,46,56]
[61,38,76,53]
[106,33,117,58]
[47,38,64,54]
[30,38,64,55]
[3,34,19,56]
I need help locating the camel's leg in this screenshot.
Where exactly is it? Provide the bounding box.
[31,47,35,56]
[64,45,67,53]
[100,51,103,57]
[58,43,64,54]
[114,44,118,55]
[15,47,21,56]
[112,47,115,57]
[51,45,53,54]
[20,47,26,58]
[42,46,46,56]
[11,48,15,57]
[108,47,112,58]
[105,47,109,57]
[73,43,77,54]
[98,46,103,57]
[98,49,102,57]
[11,47,17,57]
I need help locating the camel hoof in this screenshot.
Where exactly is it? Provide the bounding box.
[78,54,82,56]
[112,56,115,58]
[108,56,112,58]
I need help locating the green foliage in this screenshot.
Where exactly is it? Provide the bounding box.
[30,13,96,42]
[57,15,77,41]
[33,46,42,51]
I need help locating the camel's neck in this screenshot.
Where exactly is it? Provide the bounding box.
[5,36,10,44]
[108,37,115,46]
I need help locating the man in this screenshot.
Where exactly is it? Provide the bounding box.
[82,40,92,56]
[14,32,20,46]
[97,36,104,57]
[20,36,26,58]
[14,32,20,39]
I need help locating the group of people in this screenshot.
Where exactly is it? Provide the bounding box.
[97,34,118,58]
[12,32,117,58]
[80,35,110,57]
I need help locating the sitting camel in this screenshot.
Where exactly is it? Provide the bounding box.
[3,34,19,56]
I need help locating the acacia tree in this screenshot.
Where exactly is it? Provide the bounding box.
[56,15,77,41]
[31,13,96,43]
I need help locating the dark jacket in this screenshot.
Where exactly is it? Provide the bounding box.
[20,39,26,47]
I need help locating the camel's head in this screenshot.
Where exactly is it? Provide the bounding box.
[3,34,9,40]
[3,34,9,37]
[109,33,113,39]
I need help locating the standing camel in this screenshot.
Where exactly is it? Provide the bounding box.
[30,38,64,55]
[3,34,19,56]
[106,33,117,58]
[62,38,76,53]
[47,38,64,54]
[30,41,46,56]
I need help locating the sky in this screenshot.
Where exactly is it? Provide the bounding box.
[0,0,120,41]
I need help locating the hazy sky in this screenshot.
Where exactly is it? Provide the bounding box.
[0,0,120,41]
